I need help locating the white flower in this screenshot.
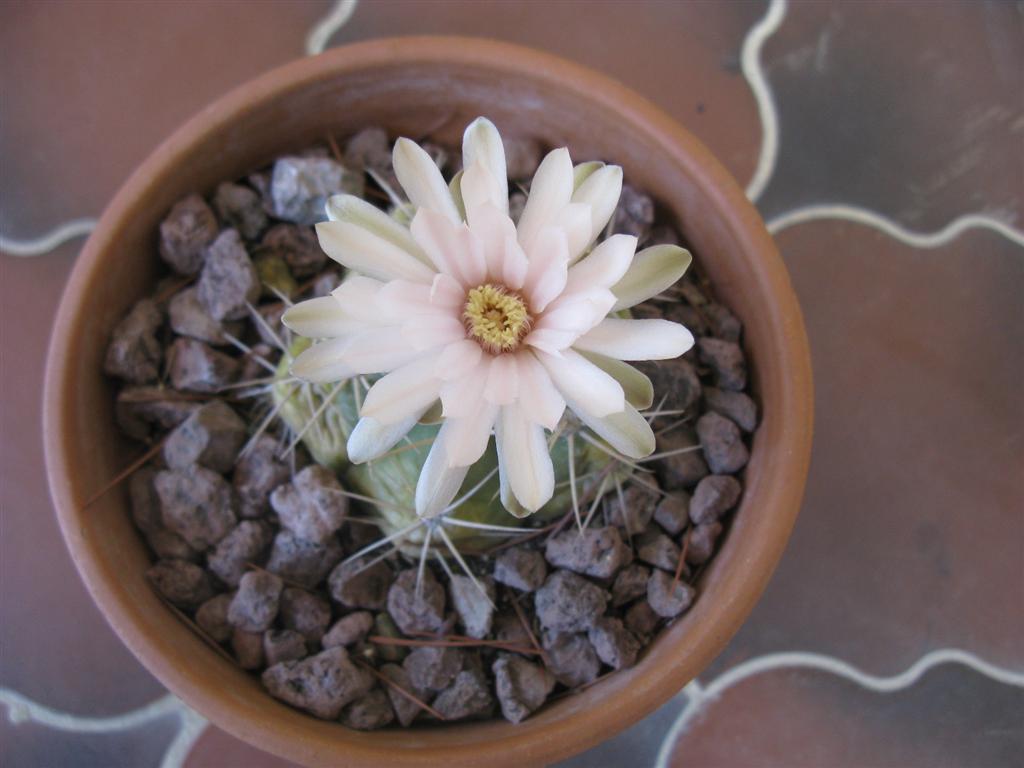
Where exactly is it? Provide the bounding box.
[283,118,693,519]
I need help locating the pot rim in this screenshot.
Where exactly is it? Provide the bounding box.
[43,35,812,767]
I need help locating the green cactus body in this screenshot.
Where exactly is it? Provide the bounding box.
[272,340,625,552]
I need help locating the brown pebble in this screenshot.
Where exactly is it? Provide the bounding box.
[403,646,464,693]
[624,600,661,638]
[158,194,218,275]
[340,688,395,731]
[129,467,199,562]
[493,611,532,647]
[704,302,742,342]
[260,224,326,278]
[114,386,200,442]
[703,387,758,433]
[686,522,723,565]
[431,669,494,721]
[232,629,265,670]
[213,182,267,241]
[636,358,702,413]
[588,616,641,670]
[265,529,343,589]
[654,426,709,490]
[168,286,240,346]
[605,484,659,536]
[541,631,601,688]
[612,183,654,238]
[636,528,681,572]
[611,563,651,607]
[503,136,543,180]
[379,663,428,727]
[104,298,163,384]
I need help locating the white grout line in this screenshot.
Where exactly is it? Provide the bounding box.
[160,708,209,768]
[741,0,787,202]
[767,203,1024,249]
[653,648,1024,768]
[0,218,97,258]
[305,0,359,56]
[0,688,187,732]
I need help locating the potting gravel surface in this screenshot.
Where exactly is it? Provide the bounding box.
[103,127,757,729]
[7,2,1021,765]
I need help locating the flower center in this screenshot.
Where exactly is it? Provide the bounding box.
[463,283,532,354]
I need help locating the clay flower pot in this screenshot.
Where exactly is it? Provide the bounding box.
[44,37,812,767]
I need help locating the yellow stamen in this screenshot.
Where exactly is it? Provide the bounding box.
[463,283,531,353]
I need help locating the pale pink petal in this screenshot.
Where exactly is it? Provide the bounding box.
[461,162,509,227]
[377,280,435,315]
[316,220,435,283]
[496,403,555,512]
[292,327,420,383]
[430,273,466,310]
[516,352,566,430]
[439,358,488,418]
[289,337,355,383]
[484,354,519,405]
[461,117,508,215]
[564,234,637,295]
[534,347,624,418]
[467,202,518,281]
[359,356,443,425]
[551,202,593,263]
[393,137,462,223]
[282,296,363,339]
[415,423,472,518]
[443,402,499,467]
[523,227,569,312]
[324,193,431,267]
[347,406,429,464]
[571,164,623,246]
[517,147,574,251]
[523,328,577,355]
[434,340,482,381]
[403,314,467,352]
[501,234,529,290]
[410,208,487,287]
[573,317,694,361]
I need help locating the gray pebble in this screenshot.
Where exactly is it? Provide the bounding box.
[155,466,237,550]
[213,182,267,241]
[686,522,723,565]
[379,663,427,727]
[493,653,555,723]
[228,570,283,632]
[279,587,331,645]
[262,646,373,720]
[704,302,742,342]
[493,546,547,593]
[207,520,273,587]
[611,563,651,607]
[265,530,343,589]
[328,556,393,611]
[168,287,240,346]
[653,492,691,537]
[636,358,701,413]
[544,527,631,580]
[448,575,495,639]
[697,337,747,391]
[232,435,291,518]
[232,629,265,670]
[129,467,199,562]
[386,569,446,635]
[403,646,464,692]
[163,401,246,474]
[704,387,758,433]
[270,465,348,544]
[344,127,391,177]
[322,611,374,649]
[270,156,362,226]
[340,688,395,731]
[197,229,260,322]
[647,570,696,619]
[612,183,654,239]
[636,528,681,572]
[542,631,601,688]
[166,337,239,393]
[115,386,199,442]
[588,617,641,670]
[263,629,307,666]
[689,474,742,525]
[696,413,750,475]
[104,298,163,384]
[654,426,709,490]
[605,484,659,535]
[146,559,214,609]
[158,194,218,275]
[431,669,494,721]
[534,570,608,634]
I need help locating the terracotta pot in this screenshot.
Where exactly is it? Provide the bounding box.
[44,37,813,767]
